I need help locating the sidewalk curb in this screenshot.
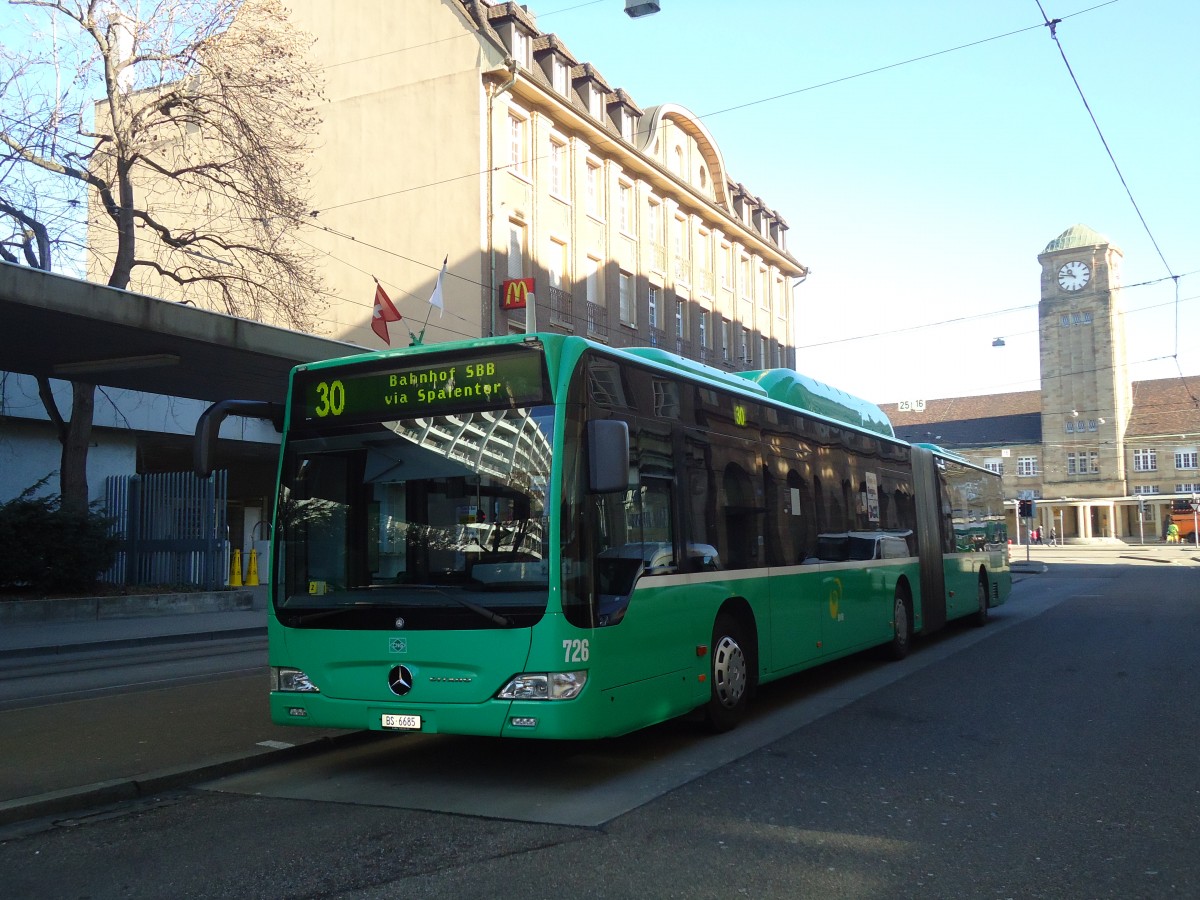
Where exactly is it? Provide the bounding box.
[0,626,267,661]
[0,730,373,829]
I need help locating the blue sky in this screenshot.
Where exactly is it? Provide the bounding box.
[541,0,1199,405]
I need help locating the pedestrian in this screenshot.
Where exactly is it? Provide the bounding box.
[1032,527,1041,544]
[1166,522,1180,544]
[1048,526,1056,546]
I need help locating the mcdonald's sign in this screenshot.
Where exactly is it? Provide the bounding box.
[500,277,534,310]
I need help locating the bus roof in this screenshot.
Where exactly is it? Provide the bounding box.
[294,333,897,440]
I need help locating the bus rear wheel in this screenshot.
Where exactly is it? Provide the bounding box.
[706,613,750,732]
[970,577,990,628]
[887,590,912,660]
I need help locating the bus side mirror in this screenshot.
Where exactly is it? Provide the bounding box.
[587,420,629,493]
[194,399,284,477]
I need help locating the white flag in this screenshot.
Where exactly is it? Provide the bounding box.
[428,255,447,318]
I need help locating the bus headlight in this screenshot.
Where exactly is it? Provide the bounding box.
[497,671,587,701]
[271,667,321,693]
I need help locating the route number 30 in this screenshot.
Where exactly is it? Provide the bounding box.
[563,639,589,663]
[313,380,346,417]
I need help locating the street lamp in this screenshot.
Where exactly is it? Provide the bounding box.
[625,0,661,17]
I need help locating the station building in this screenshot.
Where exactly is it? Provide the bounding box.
[882,225,1200,543]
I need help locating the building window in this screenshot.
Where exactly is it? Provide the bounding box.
[586,161,602,218]
[551,59,568,94]
[759,336,767,367]
[1017,456,1038,477]
[585,256,600,307]
[619,271,634,325]
[1133,448,1158,472]
[648,285,659,329]
[1176,482,1200,493]
[698,309,708,352]
[1087,419,1098,432]
[984,460,1004,475]
[546,237,567,289]
[507,221,525,279]
[674,298,685,338]
[508,112,528,177]
[719,242,731,289]
[1133,484,1160,495]
[1175,450,1198,470]
[1066,452,1077,476]
[1064,420,1074,433]
[510,29,528,68]
[618,181,633,235]
[1088,450,1099,474]
[549,139,566,197]
[721,319,731,363]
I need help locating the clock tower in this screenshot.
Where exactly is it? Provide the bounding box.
[1037,224,1131,498]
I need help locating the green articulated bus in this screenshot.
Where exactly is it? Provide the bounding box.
[249,333,1010,739]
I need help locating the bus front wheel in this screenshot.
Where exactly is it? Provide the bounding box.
[706,613,750,732]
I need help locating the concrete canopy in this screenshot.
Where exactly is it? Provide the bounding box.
[0,261,362,404]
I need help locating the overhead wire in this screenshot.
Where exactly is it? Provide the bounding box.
[1034,0,1193,408]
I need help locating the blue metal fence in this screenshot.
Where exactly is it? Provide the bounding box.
[103,470,229,590]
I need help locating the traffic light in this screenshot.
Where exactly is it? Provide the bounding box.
[1018,499,1033,518]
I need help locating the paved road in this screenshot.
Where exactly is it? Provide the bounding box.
[1,558,1197,899]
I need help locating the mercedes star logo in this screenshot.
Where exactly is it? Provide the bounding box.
[387,665,414,696]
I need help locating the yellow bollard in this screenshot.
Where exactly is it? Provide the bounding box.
[245,549,259,586]
[229,548,243,586]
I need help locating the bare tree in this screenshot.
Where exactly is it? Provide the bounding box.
[0,0,326,514]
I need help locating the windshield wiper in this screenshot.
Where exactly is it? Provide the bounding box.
[449,594,513,626]
[287,606,368,626]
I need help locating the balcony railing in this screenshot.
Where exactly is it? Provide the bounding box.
[547,285,572,327]
[650,242,666,272]
[587,302,609,340]
[674,255,692,284]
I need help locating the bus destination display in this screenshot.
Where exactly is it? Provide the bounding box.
[298,350,547,424]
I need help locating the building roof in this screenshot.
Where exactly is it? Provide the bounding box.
[458,0,788,251]
[1127,376,1200,437]
[1042,223,1110,254]
[893,413,1042,449]
[880,377,1200,449]
[881,391,1041,427]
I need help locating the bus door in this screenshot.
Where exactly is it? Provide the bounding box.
[589,464,692,690]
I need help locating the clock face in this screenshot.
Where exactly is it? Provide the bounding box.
[1058,260,1091,291]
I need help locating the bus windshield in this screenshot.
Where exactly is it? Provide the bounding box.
[275,405,554,629]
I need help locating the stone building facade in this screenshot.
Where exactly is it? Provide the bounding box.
[884,225,1200,543]
[95,0,808,370]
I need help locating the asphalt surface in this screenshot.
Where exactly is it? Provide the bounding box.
[0,540,1195,829]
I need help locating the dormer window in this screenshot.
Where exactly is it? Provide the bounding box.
[573,64,612,124]
[552,57,568,93]
[510,29,529,68]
